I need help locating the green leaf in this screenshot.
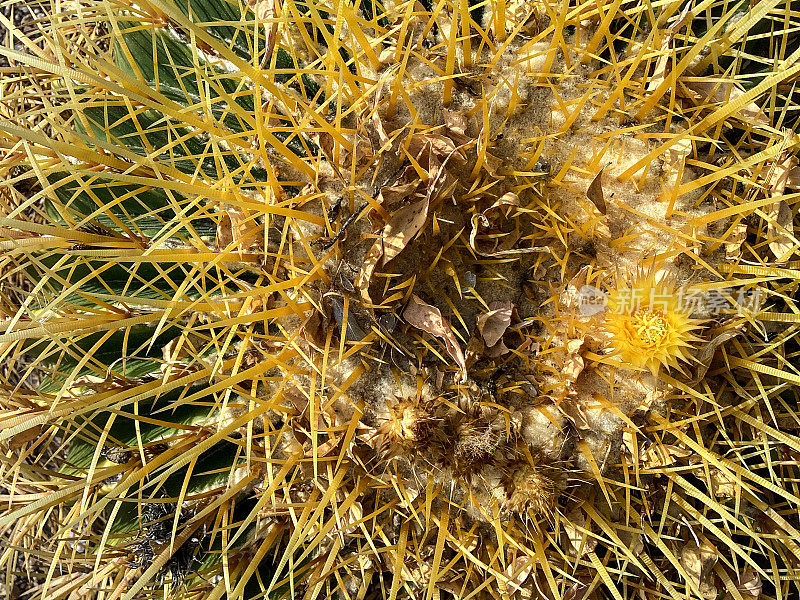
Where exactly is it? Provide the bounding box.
[167,0,264,62]
[29,323,184,392]
[61,383,220,476]
[114,23,259,133]
[28,251,219,306]
[79,102,270,185]
[46,173,215,239]
[158,1,329,108]
[112,21,325,162]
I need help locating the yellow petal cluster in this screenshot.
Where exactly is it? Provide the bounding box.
[603,274,702,374]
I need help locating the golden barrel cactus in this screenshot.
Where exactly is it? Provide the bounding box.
[1,0,800,599]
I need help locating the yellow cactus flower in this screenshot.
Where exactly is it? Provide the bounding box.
[603,273,703,374]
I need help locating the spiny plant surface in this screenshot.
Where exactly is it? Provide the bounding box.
[1,0,800,599]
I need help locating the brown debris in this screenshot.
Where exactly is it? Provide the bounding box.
[562,338,586,386]
[442,108,472,145]
[476,301,514,356]
[691,322,743,383]
[640,442,692,468]
[216,207,264,257]
[356,146,460,303]
[357,194,430,303]
[680,540,718,600]
[725,219,748,260]
[724,569,762,600]
[663,137,693,171]
[504,555,534,590]
[709,467,738,500]
[469,192,546,257]
[4,414,43,450]
[562,505,597,557]
[407,132,467,168]
[646,4,693,94]
[586,169,606,214]
[679,80,769,126]
[785,166,800,188]
[765,134,798,263]
[250,0,278,68]
[403,294,467,380]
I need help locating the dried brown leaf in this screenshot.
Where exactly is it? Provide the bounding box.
[403,294,467,380]
[586,169,606,214]
[680,540,718,600]
[477,301,514,349]
[709,467,738,499]
[725,569,762,600]
[465,335,485,369]
[562,506,596,557]
[563,581,591,600]
[504,556,534,589]
[370,83,390,146]
[786,166,800,188]
[302,309,328,351]
[5,415,43,450]
[378,179,420,209]
[317,131,336,164]
[357,148,459,302]
[304,434,342,458]
[725,220,748,260]
[342,135,375,170]
[408,132,467,166]
[622,429,637,457]
[469,192,547,257]
[482,151,504,176]
[561,396,590,431]
[442,108,472,145]
[641,442,692,468]
[216,207,263,255]
[562,338,586,384]
[770,199,795,261]
[357,196,430,303]
[692,322,743,383]
[371,113,389,148]
[765,138,798,262]
[663,136,693,170]
[560,265,591,312]
[251,0,278,67]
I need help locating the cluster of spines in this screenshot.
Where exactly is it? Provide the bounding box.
[374,393,561,522]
